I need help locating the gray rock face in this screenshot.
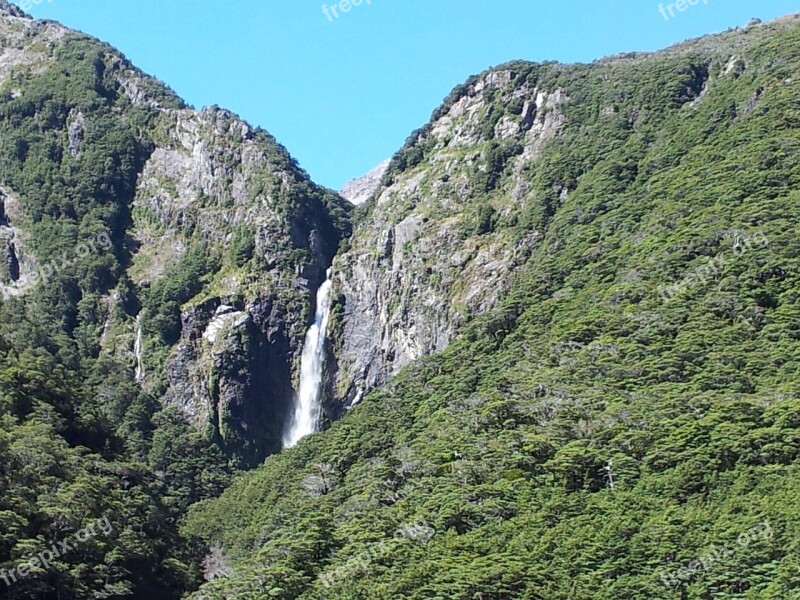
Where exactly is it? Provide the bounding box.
[329,68,567,409]
[0,11,65,87]
[0,188,36,297]
[0,1,27,19]
[124,105,347,466]
[162,294,299,465]
[67,112,85,158]
[340,159,390,205]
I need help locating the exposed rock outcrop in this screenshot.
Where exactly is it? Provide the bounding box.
[340,159,390,205]
[127,105,350,465]
[0,187,36,297]
[329,68,567,409]
[0,5,66,86]
[162,295,299,464]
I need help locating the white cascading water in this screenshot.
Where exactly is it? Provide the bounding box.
[134,314,145,383]
[283,269,334,448]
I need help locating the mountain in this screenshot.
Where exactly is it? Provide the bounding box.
[1,2,799,599]
[187,13,800,600]
[339,159,390,206]
[0,2,349,597]
[0,1,351,469]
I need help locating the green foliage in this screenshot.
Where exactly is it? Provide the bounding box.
[0,343,208,599]
[142,241,221,347]
[0,34,231,599]
[186,20,800,600]
[228,226,256,268]
[472,203,497,235]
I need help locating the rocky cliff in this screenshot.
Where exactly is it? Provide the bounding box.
[328,67,568,409]
[127,105,350,464]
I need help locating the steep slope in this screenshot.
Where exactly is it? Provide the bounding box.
[326,13,800,414]
[0,3,350,467]
[0,2,349,598]
[187,15,800,599]
[128,105,350,465]
[329,68,566,408]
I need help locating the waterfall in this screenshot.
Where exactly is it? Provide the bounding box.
[134,314,145,383]
[283,269,334,448]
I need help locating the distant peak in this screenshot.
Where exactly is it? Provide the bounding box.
[340,159,390,205]
[0,1,30,18]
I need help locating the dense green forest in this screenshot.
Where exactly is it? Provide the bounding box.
[0,5,799,600]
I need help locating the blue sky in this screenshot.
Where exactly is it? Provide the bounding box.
[12,0,800,189]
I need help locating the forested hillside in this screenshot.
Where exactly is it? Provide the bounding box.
[0,2,346,597]
[187,15,800,600]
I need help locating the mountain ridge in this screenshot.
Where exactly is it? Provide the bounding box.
[188,12,800,599]
[0,8,350,596]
